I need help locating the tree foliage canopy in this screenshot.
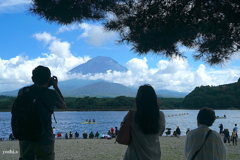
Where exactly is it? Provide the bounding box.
[29,0,120,24]
[29,0,240,65]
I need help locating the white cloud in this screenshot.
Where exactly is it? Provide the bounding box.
[78,23,116,46]
[126,57,148,73]
[231,52,240,60]
[0,0,30,7]
[1,32,240,93]
[48,40,71,58]
[195,64,213,84]
[1,54,240,93]
[0,0,30,13]
[69,57,239,93]
[56,24,78,34]
[0,32,90,92]
[34,32,56,45]
[34,32,71,58]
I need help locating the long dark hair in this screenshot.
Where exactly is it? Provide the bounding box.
[134,84,160,134]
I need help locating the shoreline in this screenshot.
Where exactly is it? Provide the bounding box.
[1,108,240,112]
[1,137,239,160]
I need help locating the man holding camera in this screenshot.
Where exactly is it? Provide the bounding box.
[17,65,65,160]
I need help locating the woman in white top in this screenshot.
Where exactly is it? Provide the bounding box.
[123,84,165,160]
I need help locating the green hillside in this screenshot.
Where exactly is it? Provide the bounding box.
[182,78,240,109]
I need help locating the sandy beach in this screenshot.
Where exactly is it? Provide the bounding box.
[0,136,239,160]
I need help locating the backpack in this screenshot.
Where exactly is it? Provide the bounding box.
[11,85,52,142]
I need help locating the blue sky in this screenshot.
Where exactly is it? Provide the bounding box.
[0,1,240,93]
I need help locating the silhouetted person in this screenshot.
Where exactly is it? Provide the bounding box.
[15,65,65,159]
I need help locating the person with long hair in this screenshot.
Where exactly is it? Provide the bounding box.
[123,84,165,160]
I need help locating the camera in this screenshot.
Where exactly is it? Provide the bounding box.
[48,77,57,87]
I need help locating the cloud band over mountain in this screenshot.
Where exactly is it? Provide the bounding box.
[0,31,239,93]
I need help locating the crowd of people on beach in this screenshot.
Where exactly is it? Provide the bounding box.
[219,123,238,145]
[164,123,238,146]
[165,126,182,137]
[53,127,119,140]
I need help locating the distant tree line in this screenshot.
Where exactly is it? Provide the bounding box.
[0,96,14,110]
[0,95,183,111]
[1,81,240,111]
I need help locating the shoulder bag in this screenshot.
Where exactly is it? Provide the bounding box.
[116,110,134,145]
[191,129,212,160]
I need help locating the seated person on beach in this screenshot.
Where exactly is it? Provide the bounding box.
[99,133,105,139]
[65,133,68,139]
[83,131,88,139]
[95,132,100,139]
[184,107,226,160]
[104,134,112,139]
[75,132,79,139]
[9,133,15,140]
[171,131,177,137]
[176,126,181,137]
[165,128,171,136]
[89,132,94,139]
[57,133,62,139]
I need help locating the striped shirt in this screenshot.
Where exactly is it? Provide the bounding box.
[184,125,226,160]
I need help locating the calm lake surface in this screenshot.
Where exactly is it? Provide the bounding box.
[0,110,239,139]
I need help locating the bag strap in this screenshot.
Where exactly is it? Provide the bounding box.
[36,87,57,123]
[41,100,57,123]
[191,129,212,160]
[124,110,134,124]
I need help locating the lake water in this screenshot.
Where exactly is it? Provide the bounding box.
[0,110,239,139]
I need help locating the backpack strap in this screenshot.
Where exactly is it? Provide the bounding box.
[191,129,212,160]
